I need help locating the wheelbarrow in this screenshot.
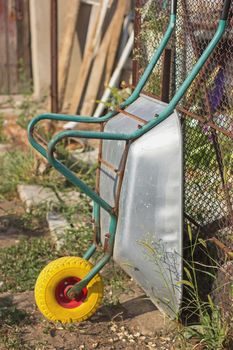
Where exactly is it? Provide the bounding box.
[28,0,231,323]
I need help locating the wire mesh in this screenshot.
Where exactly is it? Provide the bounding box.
[134,0,233,249]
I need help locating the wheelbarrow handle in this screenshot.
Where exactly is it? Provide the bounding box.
[47,129,130,214]
[171,0,177,15]
[221,0,231,20]
[27,111,121,159]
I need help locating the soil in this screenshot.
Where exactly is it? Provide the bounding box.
[0,199,48,248]
[0,288,178,350]
[0,200,178,349]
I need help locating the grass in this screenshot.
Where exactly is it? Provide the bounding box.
[0,237,58,293]
[0,196,93,293]
[0,114,7,143]
[178,225,233,349]
[0,150,39,199]
[137,225,232,349]
[0,297,29,327]
[0,295,33,350]
[0,146,97,200]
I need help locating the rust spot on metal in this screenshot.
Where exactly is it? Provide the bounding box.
[208,237,233,260]
[116,108,147,125]
[99,157,118,173]
[103,233,110,252]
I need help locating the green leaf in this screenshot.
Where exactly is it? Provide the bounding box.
[137,240,156,255]
[207,294,215,311]
[198,238,207,248]
[184,267,193,282]
[177,280,194,289]
[187,224,192,242]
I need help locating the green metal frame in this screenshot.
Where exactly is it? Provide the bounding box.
[28,0,230,298]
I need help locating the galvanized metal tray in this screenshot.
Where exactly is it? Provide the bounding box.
[100,94,183,317]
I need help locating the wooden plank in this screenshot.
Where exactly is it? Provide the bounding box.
[58,0,81,109]
[84,3,100,56]
[105,1,126,84]
[16,0,32,93]
[69,0,110,114]
[7,0,18,94]
[81,0,126,116]
[0,0,9,94]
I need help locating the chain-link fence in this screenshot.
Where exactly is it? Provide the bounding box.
[134,0,233,251]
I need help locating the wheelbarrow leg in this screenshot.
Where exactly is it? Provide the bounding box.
[82,201,101,260]
[67,253,111,298]
[83,243,97,260]
[68,214,117,298]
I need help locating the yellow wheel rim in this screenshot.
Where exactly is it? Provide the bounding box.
[34,257,103,323]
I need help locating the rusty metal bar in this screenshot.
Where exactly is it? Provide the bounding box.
[114,141,131,214]
[139,91,233,138]
[95,123,104,195]
[177,106,233,139]
[33,130,48,147]
[116,108,147,125]
[184,211,233,237]
[207,237,233,260]
[161,48,172,102]
[99,157,118,173]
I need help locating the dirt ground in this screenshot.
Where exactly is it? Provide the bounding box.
[0,287,178,350]
[0,199,179,350]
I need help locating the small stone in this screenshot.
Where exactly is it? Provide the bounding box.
[110,325,117,332]
[49,329,56,337]
[72,149,98,165]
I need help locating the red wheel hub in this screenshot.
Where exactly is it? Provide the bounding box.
[55,277,88,309]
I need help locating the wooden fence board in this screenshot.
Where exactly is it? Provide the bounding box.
[69,0,110,114]
[58,0,81,109]
[0,0,31,95]
[0,0,8,94]
[16,0,32,93]
[7,0,18,94]
[81,0,126,116]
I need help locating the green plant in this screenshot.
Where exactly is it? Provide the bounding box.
[20,202,49,230]
[178,225,232,349]
[138,2,167,96]
[103,262,129,306]
[0,147,90,199]
[182,303,229,350]
[0,237,58,293]
[0,300,28,327]
[97,86,130,110]
[0,150,37,199]
[0,114,7,143]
